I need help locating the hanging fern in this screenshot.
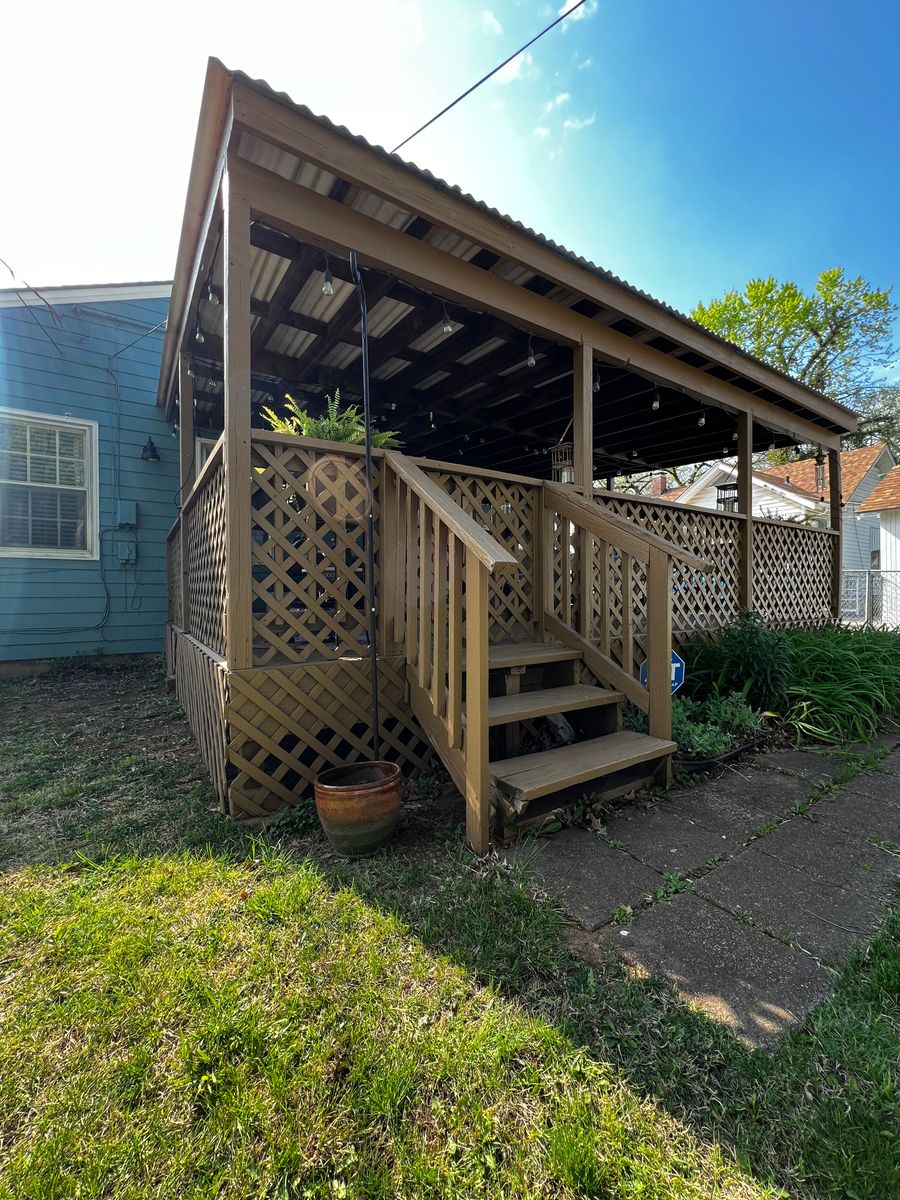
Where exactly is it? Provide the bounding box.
[261,389,402,448]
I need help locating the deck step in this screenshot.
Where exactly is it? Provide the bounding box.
[483,641,582,670]
[487,684,622,727]
[490,730,676,806]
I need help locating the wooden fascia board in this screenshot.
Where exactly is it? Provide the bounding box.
[231,81,855,437]
[159,60,233,416]
[229,155,842,451]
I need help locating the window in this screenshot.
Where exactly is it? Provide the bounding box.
[716,483,739,513]
[0,411,98,557]
[871,524,881,570]
[195,435,221,473]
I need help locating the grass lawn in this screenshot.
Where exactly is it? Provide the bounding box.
[1,661,898,1199]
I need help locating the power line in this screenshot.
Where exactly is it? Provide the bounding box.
[391,0,590,154]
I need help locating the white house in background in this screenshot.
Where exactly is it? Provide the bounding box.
[651,442,895,575]
[856,464,900,626]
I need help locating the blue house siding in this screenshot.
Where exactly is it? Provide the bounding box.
[0,287,177,662]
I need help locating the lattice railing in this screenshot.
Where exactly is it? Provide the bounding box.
[594,490,742,633]
[424,466,539,643]
[249,433,379,666]
[753,520,835,625]
[184,443,227,656]
[166,521,182,627]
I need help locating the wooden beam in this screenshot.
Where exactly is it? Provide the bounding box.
[829,446,842,619]
[230,156,843,451]
[737,410,754,611]
[230,81,855,437]
[222,168,254,669]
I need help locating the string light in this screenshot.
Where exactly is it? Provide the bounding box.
[441,304,453,335]
[592,373,600,393]
[651,391,660,411]
[631,449,638,458]
[186,362,195,378]
[697,409,706,427]
[194,323,205,345]
[732,430,738,442]
[322,257,334,297]
[526,335,536,368]
[206,282,219,306]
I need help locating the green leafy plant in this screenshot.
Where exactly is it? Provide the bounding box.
[260,389,402,448]
[681,611,793,712]
[634,689,761,760]
[781,625,900,744]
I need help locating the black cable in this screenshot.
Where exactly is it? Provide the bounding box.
[391,0,590,154]
[349,249,382,761]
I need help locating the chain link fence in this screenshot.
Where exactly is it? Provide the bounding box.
[841,571,900,627]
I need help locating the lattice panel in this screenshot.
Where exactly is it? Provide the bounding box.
[250,438,379,665]
[226,656,432,819]
[175,631,229,808]
[753,521,834,625]
[427,469,537,642]
[595,492,742,632]
[166,523,182,627]
[185,461,227,655]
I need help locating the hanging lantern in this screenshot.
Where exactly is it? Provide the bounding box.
[815,448,826,496]
[550,440,574,483]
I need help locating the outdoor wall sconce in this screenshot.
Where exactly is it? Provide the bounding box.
[140,437,160,462]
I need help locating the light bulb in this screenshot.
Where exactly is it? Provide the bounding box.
[651,392,660,411]
[698,412,706,427]
[723,446,729,455]
[593,377,600,393]
[322,268,334,297]
[526,336,536,368]
[441,305,453,335]
[206,283,219,305]
[631,449,638,458]
[732,431,738,441]
[194,324,205,345]
[187,362,195,378]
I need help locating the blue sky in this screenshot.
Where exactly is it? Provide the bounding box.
[4,0,898,354]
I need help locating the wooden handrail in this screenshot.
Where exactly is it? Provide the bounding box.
[384,451,519,572]
[544,481,710,570]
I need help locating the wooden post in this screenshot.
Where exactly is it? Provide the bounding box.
[737,410,754,611]
[648,544,673,786]
[573,343,594,640]
[222,170,254,669]
[829,447,842,620]
[464,556,491,854]
[379,465,400,652]
[572,342,593,495]
[177,354,194,632]
[532,485,546,640]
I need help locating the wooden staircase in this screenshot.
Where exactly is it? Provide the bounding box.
[380,452,702,853]
[483,640,675,829]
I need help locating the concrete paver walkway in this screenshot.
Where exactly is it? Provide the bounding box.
[507,738,900,1048]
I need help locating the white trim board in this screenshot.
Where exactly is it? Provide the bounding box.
[0,282,172,309]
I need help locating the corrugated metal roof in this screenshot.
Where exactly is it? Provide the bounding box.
[230,66,855,423]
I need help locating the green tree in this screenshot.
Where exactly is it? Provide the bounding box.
[692,268,897,405]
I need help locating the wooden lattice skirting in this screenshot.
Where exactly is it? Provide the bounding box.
[169,626,432,821]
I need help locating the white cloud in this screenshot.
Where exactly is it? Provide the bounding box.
[577,56,593,70]
[534,126,550,138]
[482,9,502,35]
[559,0,598,24]
[544,91,571,112]
[563,112,597,131]
[496,50,537,84]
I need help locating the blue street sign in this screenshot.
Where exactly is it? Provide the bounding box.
[640,651,685,695]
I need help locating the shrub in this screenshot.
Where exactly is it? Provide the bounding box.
[634,691,760,759]
[782,624,900,743]
[681,611,792,712]
[261,389,402,448]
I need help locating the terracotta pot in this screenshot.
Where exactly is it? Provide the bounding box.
[314,761,402,857]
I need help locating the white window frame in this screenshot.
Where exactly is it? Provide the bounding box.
[195,434,221,474]
[0,408,99,560]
